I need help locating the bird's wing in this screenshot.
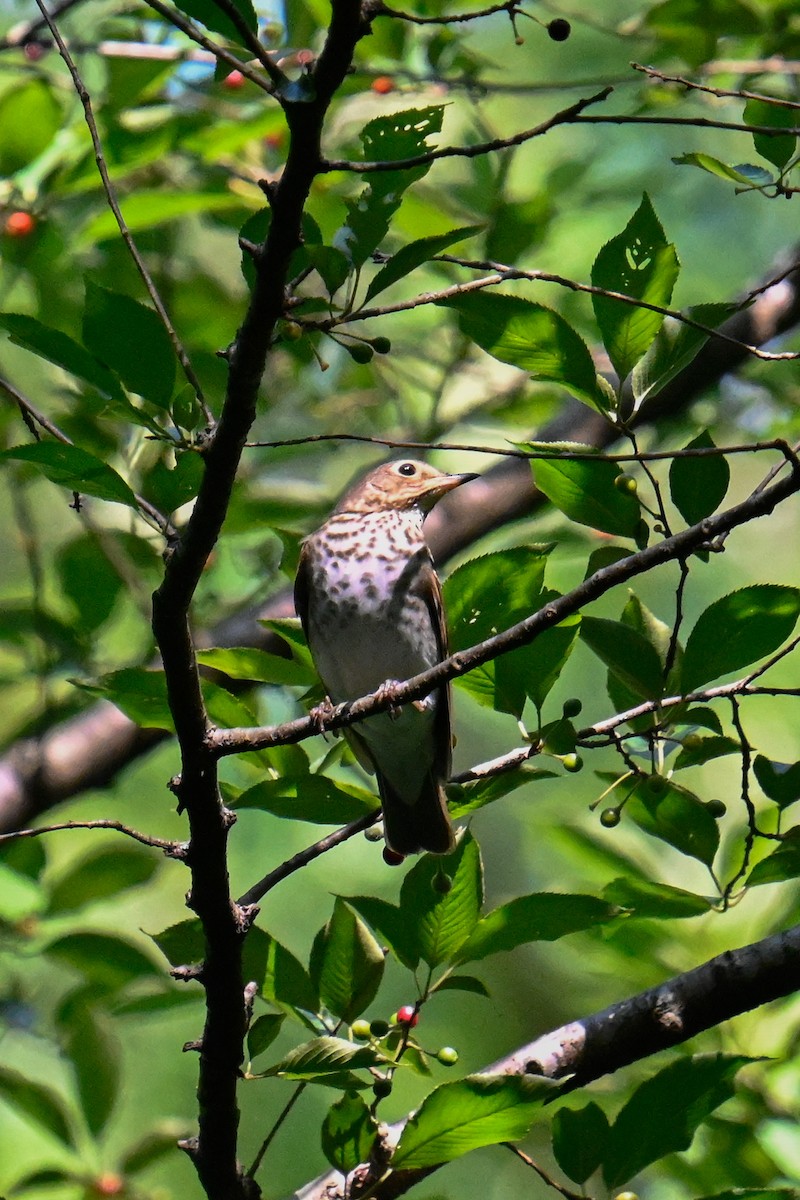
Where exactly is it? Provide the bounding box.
[293,537,311,633]
[411,553,453,783]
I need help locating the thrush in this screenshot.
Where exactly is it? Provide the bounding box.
[294,460,476,858]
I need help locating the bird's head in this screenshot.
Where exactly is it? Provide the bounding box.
[336,460,477,515]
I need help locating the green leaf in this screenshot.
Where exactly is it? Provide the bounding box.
[448,765,556,819]
[603,876,713,918]
[674,735,740,770]
[455,893,618,964]
[744,98,797,170]
[57,991,119,1135]
[672,153,773,188]
[343,895,420,971]
[627,777,720,866]
[74,667,173,730]
[669,431,730,524]
[262,1036,387,1086]
[365,225,481,302]
[746,833,800,886]
[754,756,800,809]
[0,313,123,399]
[309,899,385,1023]
[337,107,444,268]
[433,974,490,997]
[0,80,61,175]
[143,452,204,514]
[0,837,46,880]
[80,191,250,245]
[399,833,483,968]
[602,1054,754,1187]
[42,932,162,993]
[632,304,734,406]
[57,535,123,632]
[234,776,378,824]
[682,586,800,692]
[197,646,315,687]
[170,0,257,43]
[1,443,137,509]
[7,1168,84,1194]
[247,1013,286,1061]
[534,458,643,538]
[0,1066,75,1149]
[581,616,665,700]
[591,194,680,381]
[83,281,176,408]
[321,1092,379,1174]
[392,1074,556,1168]
[441,292,611,413]
[46,844,158,915]
[552,1102,610,1184]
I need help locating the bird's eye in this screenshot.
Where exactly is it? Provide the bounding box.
[397,462,417,477]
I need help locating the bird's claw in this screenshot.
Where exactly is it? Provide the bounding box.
[309,695,336,733]
[374,678,404,720]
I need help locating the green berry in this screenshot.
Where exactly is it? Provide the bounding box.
[432,869,452,894]
[369,1018,390,1038]
[707,799,727,818]
[372,1076,392,1098]
[562,753,583,773]
[437,1046,459,1066]
[346,341,374,364]
[562,698,582,719]
[600,807,620,828]
[351,1020,371,1040]
[614,473,638,495]
[282,320,302,341]
[370,336,391,354]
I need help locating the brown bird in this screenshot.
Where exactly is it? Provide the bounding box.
[294,460,476,859]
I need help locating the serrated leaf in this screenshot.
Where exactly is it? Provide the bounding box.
[448,765,556,819]
[321,1092,379,1174]
[42,932,162,993]
[0,1067,75,1149]
[603,876,713,918]
[682,586,800,692]
[455,893,617,964]
[534,458,643,538]
[247,1013,285,1060]
[552,1102,610,1183]
[399,833,483,968]
[46,844,158,915]
[746,835,800,886]
[632,304,734,406]
[0,79,61,174]
[262,1036,387,1084]
[1,443,137,509]
[309,899,385,1023]
[591,194,680,381]
[73,667,173,729]
[674,735,740,770]
[57,535,123,632]
[365,225,481,302]
[234,776,377,824]
[754,756,800,808]
[392,1074,556,1168]
[0,313,123,399]
[744,98,797,170]
[440,292,610,413]
[83,281,176,408]
[627,777,720,866]
[602,1054,754,1187]
[669,431,730,524]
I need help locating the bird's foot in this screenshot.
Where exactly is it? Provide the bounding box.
[373,679,404,721]
[309,695,336,733]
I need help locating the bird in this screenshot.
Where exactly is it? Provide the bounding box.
[294,460,476,860]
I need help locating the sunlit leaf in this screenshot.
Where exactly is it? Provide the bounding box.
[669,431,730,524]
[83,282,176,408]
[682,586,800,692]
[309,899,385,1023]
[399,833,483,968]
[455,893,618,964]
[534,458,643,538]
[321,1092,379,1173]
[1,443,137,509]
[0,1067,75,1149]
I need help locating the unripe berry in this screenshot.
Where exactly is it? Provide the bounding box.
[369,1018,390,1038]
[437,1046,459,1066]
[371,75,394,95]
[600,807,620,828]
[351,1019,371,1040]
[562,697,582,718]
[372,1075,392,1098]
[615,473,638,495]
[282,320,303,341]
[369,336,391,354]
[562,753,583,773]
[547,18,571,41]
[4,211,35,238]
[396,1005,418,1027]
[346,341,374,364]
[681,733,704,750]
[432,869,452,894]
[707,799,727,818]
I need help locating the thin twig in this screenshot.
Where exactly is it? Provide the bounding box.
[633,61,800,109]
[369,0,517,25]
[141,0,275,89]
[35,0,214,425]
[247,1083,307,1180]
[503,1143,589,1200]
[0,819,181,851]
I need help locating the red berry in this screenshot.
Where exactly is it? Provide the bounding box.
[295,49,314,66]
[23,41,47,61]
[4,211,35,238]
[222,70,246,90]
[264,131,285,151]
[383,847,405,866]
[396,1005,418,1027]
[371,76,394,95]
[93,1174,124,1197]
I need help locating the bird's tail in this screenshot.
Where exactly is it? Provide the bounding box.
[379,772,455,857]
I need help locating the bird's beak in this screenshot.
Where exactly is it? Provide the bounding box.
[419,472,479,510]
